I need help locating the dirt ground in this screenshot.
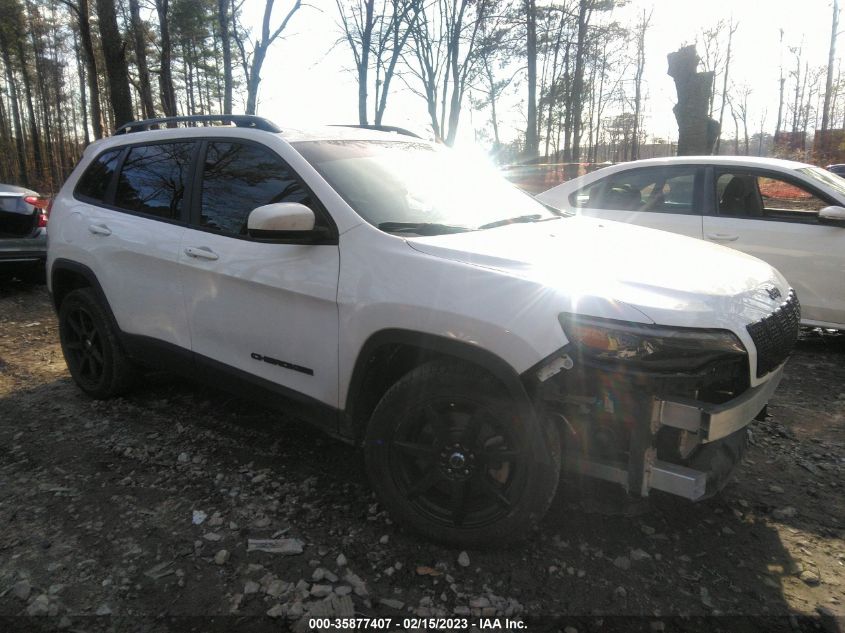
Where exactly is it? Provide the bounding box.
[0,280,843,633]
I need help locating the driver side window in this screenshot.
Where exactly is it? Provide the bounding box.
[716,172,829,221]
[200,141,315,236]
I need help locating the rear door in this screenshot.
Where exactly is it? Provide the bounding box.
[74,142,194,351]
[703,168,845,326]
[570,165,705,238]
[178,139,341,408]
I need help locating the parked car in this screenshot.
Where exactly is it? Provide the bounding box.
[826,163,845,176]
[537,156,845,330]
[0,183,49,282]
[48,116,798,546]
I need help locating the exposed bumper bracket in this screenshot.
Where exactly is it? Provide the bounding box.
[566,455,707,501]
[654,365,784,442]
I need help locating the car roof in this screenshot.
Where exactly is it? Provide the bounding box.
[604,155,813,171]
[82,123,425,156]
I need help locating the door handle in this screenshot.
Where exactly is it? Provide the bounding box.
[184,246,219,261]
[88,223,111,236]
[705,233,739,242]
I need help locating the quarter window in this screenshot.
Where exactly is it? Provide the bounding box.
[572,167,698,214]
[76,149,121,203]
[114,143,195,219]
[200,141,313,236]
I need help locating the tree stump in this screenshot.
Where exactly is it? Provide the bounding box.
[667,45,720,155]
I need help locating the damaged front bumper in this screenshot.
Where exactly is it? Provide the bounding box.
[536,353,785,502]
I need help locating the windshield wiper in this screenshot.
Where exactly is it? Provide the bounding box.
[478,214,560,230]
[378,222,473,236]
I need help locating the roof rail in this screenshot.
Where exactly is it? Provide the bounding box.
[114,115,282,135]
[332,124,422,139]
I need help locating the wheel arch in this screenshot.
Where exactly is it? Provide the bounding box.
[50,259,121,332]
[342,329,535,443]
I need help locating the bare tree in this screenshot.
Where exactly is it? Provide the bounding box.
[524,0,538,156]
[630,7,652,160]
[405,0,489,145]
[822,0,839,131]
[775,28,784,140]
[709,18,737,154]
[245,0,303,115]
[155,0,178,116]
[128,0,155,119]
[218,0,233,114]
[95,0,134,129]
[336,0,421,125]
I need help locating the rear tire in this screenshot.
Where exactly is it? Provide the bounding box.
[58,288,136,399]
[364,359,560,547]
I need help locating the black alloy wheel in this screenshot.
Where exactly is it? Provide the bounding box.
[62,304,105,389]
[389,397,527,529]
[365,359,560,547]
[58,288,136,398]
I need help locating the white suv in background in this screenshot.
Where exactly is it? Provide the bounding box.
[48,116,798,546]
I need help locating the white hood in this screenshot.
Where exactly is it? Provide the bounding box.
[407,216,790,330]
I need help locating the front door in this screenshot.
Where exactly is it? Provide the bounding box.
[703,169,845,326]
[178,139,341,408]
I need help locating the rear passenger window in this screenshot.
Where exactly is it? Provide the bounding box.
[76,149,121,203]
[114,143,195,220]
[578,167,699,214]
[200,141,314,236]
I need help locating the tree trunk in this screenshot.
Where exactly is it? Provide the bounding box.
[0,43,29,185]
[570,0,590,161]
[73,29,91,146]
[15,39,45,182]
[524,0,538,157]
[822,0,839,131]
[218,0,232,114]
[713,20,735,154]
[667,45,719,156]
[76,0,104,139]
[375,0,418,126]
[544,11,566,160]
[156,0,177,117]
[95,0,134,129]
[128,0,155,119]
[246,0,302,115]
[358,0,374,125]
[775,28,784,140]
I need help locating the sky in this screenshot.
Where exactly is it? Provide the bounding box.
[240,0,838,149]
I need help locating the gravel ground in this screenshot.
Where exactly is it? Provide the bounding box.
[0,281,843,633]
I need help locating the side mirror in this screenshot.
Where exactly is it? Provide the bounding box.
[819,205,845,226]
[247,202,322,240]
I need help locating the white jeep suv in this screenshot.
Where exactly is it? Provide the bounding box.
[48,115,799,546]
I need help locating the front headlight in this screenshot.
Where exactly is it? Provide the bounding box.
[559,314,746,369]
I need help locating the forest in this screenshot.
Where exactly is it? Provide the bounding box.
[0,0,842,193]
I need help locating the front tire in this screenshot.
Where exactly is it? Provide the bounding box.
[58,288,136,399]
[364,360,560,547]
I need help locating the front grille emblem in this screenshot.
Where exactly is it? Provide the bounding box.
[766,286,782,301]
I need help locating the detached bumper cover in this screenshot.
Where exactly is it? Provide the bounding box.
[654,364,784,443]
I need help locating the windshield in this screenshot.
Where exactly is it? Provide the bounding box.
[294,140,560,234]
[798,166,845,198]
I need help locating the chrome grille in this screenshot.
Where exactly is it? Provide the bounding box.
[746,290,800,378]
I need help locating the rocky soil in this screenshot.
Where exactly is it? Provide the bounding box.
[0,282,843,633]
